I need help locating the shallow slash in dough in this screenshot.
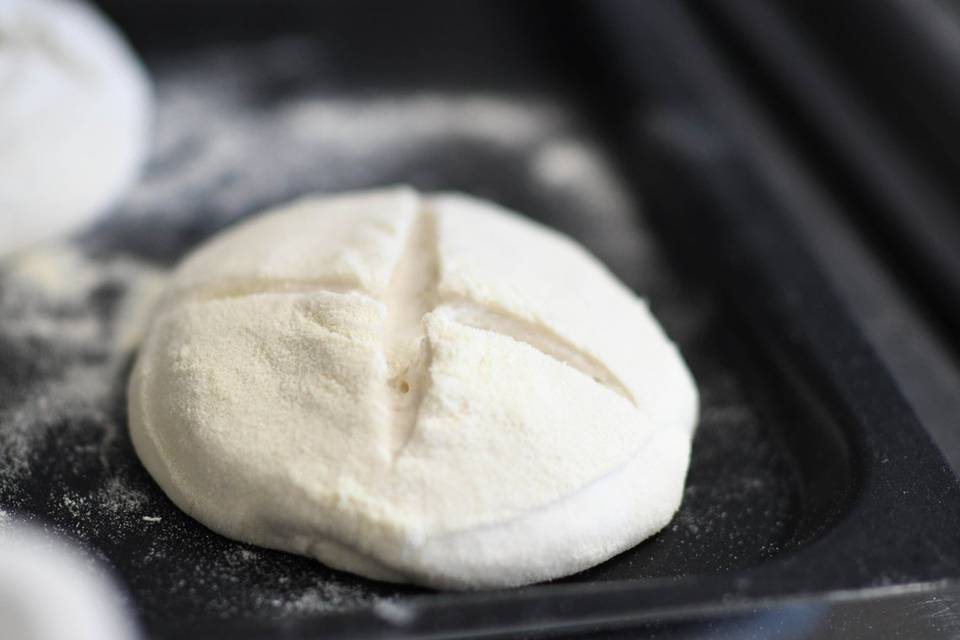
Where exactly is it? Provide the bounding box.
[128,186,699,589]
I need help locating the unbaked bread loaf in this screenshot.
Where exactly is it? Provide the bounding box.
[128,187,699,589]
[0,0,150,254]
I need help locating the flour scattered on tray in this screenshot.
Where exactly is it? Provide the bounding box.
[0,34,787,625]
[266,583,375,616]
[0,244,165,487]
[109,39,651,284]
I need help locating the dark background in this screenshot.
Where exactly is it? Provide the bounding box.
[2,1,960,637]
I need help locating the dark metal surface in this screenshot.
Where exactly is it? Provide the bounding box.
[0,1,958,638]
[671,0,960,491]
[695,0,960,363]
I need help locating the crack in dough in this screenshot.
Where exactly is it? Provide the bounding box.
[381,205,439,455]
[437,297,635,405]
[163,277,360,306]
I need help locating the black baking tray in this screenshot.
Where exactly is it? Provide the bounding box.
[694,0,960,367]
[1,1,959,638]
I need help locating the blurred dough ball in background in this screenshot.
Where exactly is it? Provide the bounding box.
[0,519,138,640]
[0,0,151,255]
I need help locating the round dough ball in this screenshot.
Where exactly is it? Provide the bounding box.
[128,187,699,589]
[0,0,151,255]
[0,522,138,640]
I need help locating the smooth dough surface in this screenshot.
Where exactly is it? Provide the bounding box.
[0,0,150,255]
[128,187,699,589]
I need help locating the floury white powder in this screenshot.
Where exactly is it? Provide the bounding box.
[0,35,712,617]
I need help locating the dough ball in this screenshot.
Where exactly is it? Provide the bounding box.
[0,522,138,640]
[128,187,699,589]
[0,0,151,255]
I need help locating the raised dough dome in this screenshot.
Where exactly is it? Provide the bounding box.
[0,0,151,254]
[128,187,699,589]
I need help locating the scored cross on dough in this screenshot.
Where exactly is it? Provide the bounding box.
[129,186,699,589]
[162,191,642,450]
[165,206,634,382]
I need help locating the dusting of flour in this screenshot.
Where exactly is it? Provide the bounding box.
[0,37,646,622]
[0,34,792,630]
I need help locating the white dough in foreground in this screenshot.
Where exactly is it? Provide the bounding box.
[0,0,151,255]
[0,522,138,640]
[128,187,699,589]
